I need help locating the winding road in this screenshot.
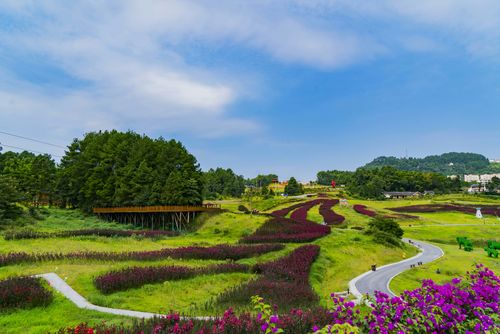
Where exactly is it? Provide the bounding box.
[35,238,443,318]
[349,238,444,301]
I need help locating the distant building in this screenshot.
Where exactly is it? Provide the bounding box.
[383,191,422,199]
[464,173,500,184]
[489,159,500,163]
[468,184,482,193]
[424,190,435,196]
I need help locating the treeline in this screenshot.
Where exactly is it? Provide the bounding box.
[316,166,462,199]
[0,131,282,217]
[363,152,500,175]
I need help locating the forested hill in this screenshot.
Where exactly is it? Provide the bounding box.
[363,152,500,175]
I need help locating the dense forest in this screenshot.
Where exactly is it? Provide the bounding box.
[0,131,205,213]
[203,168,246,199]
[363,152,500,175]
[317,166,462,199]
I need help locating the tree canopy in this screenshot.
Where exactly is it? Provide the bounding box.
[203,168,245,199]
[56,130,203,210]
[363,152,500,175]
[284,177,303,196]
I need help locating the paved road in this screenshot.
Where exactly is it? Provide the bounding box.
[349,239,444,299]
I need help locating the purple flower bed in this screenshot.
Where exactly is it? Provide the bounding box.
[328,264,499,333]
[289,199,325,224]
[0,276,53,310]
[4,229,178,240]
[270,201,311,218]
[215,245,321,311]
[95,263,250,294]
[0,244,284,267]
[389,203,500,216]
[353,204,377,217]
[319,199,345,225]
[240,217,330,243]
[59,308,332,334]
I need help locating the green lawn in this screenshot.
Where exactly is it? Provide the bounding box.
[1,197,499,333]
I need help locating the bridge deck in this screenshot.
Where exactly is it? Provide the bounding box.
[93,204,220,214]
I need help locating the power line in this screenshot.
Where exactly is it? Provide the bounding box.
[0,130,66,149]
[0,143,63,158]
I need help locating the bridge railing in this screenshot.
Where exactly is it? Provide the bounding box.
[92,204,221,214]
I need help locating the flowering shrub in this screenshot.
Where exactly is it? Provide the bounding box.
[271,201,311,218]
[4,229,178,240]
[319,200,345,225]
[251,295,283,334]
[390,203,500,216]
[95,263,250,294]
[352,204,377,217]
[319,264,499,333]
[0,244,284,267]
[0,276,53,310]
[215,245,321,311]
[59,307,332,334]
[289,199,326,224]
[240,217,330,243]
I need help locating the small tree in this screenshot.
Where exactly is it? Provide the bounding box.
[284,177,303,196]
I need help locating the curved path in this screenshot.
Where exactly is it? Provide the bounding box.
[35,273,211,320]
[36,239,443,318]
[348,238,444,301]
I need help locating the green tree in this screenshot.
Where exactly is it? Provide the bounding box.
[284,177,303,196]
[0,175,23,222]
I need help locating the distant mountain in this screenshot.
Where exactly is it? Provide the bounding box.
[363,152,500,176]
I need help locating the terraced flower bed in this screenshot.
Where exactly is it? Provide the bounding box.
[389,203,500,216]
[95,263,250,294]
[353,204,377,217]
[0,276,53,310]
[3,229,178,240]
[290,199,325,223]
[240,217,330,243]
[0,244,284,267]
[214,245,321,311]
[319,199,345,225]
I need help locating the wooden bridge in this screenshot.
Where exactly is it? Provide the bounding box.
[92,204,221,231]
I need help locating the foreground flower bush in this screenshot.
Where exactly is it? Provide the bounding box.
[352,204,377,218]
[214,245,321,311]
[0,244,284,267]
[95,263,250,294]
[240,217,330,243]
[60,265,499,333]
[4,229,178,240]
[321,264,499,333]
[0,276,53,310]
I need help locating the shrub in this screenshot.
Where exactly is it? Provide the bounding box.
[238,205,249,213]
[95,263,250,294]
[0,276,53,310]
[366,217,403,247]
[0,244,285,267]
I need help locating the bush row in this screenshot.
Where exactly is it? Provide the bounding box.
[59,308,332,334]
[3,228,178,240]
[319,199,345,225]
[240,217,330,243]
[95,263,250,294]
[0,244,285,267]
[390,203,500,216]
[353,204,377,217]
[214,245,321,311]
[289,199,325,224]
[0,276,53,310]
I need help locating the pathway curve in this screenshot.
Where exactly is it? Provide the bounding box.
[348,238,444,301]
[35,273,211,320]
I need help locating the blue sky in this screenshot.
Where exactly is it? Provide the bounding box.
[1,1,499,180]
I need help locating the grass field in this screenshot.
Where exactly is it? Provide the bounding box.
[1,194,499,333]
